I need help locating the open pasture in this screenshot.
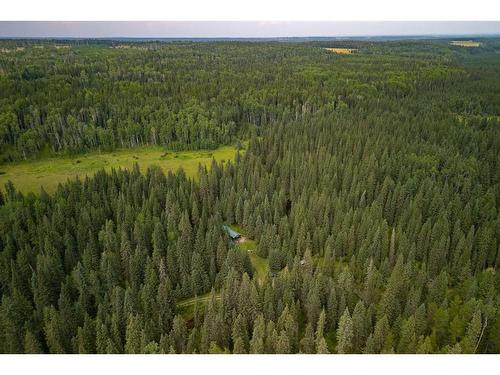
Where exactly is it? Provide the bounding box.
[0,145,239,194]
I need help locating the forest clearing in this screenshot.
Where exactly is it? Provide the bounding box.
[178,224,268,320]
[0,145,240,194]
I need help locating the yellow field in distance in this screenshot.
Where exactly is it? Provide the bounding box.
[324,47,357,55]
[450,41,481,48]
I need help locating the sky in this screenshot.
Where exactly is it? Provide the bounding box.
[0,21,500,38]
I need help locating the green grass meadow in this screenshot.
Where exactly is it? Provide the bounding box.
[228,223,269,283]
[237,238,269,283]
[0,145,239,194]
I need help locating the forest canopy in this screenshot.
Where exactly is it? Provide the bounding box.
[0,38,499,354]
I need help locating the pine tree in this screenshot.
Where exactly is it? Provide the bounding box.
[315,309,328,353]
[462,308,482,353]
[125,315,143,354]
[74,314,96,353]
[169,315,187,354]
[249,314,266,354]
[300,323,315,354]
[352,301,367,353]
[232,314,249,353]
[397,316,417,353]
[276,330,291,354]
[24,330,43,353]
[336,308,353,354]
[365,315,393,354]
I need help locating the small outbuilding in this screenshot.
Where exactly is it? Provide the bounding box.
[223,224,241,241]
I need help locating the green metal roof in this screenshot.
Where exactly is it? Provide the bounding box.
[222,224,241,240]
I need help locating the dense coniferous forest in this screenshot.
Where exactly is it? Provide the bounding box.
[0,38,499,353]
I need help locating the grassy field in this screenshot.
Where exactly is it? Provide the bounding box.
[228,224,269,283]
[238,238,269,283]
[0,145,239,194]
[450,40,481,47]
[324,47,357,55]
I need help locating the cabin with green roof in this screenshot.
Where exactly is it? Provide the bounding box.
[222,224,241,241]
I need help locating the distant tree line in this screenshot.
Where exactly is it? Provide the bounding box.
[1,40,499,161]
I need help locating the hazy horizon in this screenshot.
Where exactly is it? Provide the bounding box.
[1,21,500,38]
